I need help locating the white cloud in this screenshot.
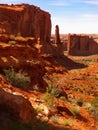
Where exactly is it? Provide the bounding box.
[49,0,98,7]
[82,0,98,5]
[0,0,23,4]
[83,14,98,18]
[63,0,98,5]
[71,0,98,5]
[49,0,69,6]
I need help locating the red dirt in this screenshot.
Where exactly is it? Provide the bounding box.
[0,34,98,130]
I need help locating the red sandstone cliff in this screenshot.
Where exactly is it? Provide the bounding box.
[0,4,51,43]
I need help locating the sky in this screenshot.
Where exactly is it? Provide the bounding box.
[1,0,98,34]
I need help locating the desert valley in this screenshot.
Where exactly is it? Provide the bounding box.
[0,3,98,130]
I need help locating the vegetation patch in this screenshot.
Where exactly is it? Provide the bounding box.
[41,93,54,107]
[8,40,16,46]
[71,105,80,116]
[4,67,31,88]
[44,78,62,98]
[41,78,63,107]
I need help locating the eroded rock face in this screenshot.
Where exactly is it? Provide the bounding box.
[0,37,38,68]
[54,25,61,44]
[0,4,51,43]
[0,34,46,89]
[68,34,98,55]
[0,87,35,123]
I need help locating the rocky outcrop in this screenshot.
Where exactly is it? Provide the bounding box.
[0,4,51,43]
[54,25,61,44]
[45,25,64,56]
[0,34,46,89]
[0,87,35,123]
[0,35,38,69]
[68,34,98,55]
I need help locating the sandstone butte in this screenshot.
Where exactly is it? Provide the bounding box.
[0,3,51,43]
[68,34,98,55]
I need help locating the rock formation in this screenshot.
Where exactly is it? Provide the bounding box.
[54,25,61,44]
[68,34,98,55]
[0,34,46,89]
[45,25,64,56]
[0,4,51,43]
[0,87,35,123]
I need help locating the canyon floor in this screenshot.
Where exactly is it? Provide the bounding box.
[0,35,98,130]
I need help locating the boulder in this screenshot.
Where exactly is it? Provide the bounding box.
[0,87,35,123]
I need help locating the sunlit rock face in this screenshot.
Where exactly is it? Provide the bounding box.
[0,4,51,43]
[68,34,98,55]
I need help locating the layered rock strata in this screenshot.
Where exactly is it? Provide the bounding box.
[68,34,98,55]
[0,4,51,43]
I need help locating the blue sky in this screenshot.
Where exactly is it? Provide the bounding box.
[1,0,98,34]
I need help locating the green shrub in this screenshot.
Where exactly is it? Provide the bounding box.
[77,97,84,106]
[83,102,92,111]
[90,98,98,120]
[50,116,58,123]
[35,106,43,113]
[63,119,71,126]
[45,80,62,98]
[95,77,98,80]
[83,99,98,121]
[16,32,21,37]
[71,106,80,116]
[41,78,62,107]
[8,40,16,46]
[50,116,71,126]
[59,96,68,102]
[4,67,30,88]
[41,93,54,107]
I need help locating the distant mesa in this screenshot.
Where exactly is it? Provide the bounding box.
[68,34,98,56]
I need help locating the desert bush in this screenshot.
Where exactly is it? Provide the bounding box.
[4,67,30,88]
[35,106,43,113]
[45,79,62,98]
[59,96,68,102]
[83,99,98,120]
[74,58,96,65]
[71,105,80,116]
[95,77,98,80]
[50,116,71,126]
[93,92,98,97]
[74,86,84,93]
[8,40,16,46]
[77,97,84,106]
[41,93,54,107]
[41,79,62,107]
[50,116,58,123]
[90,98,98,120]
[83,102,92,111]
[63,119,71,126]
[41,78,63,107]
[16,32,21,37]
